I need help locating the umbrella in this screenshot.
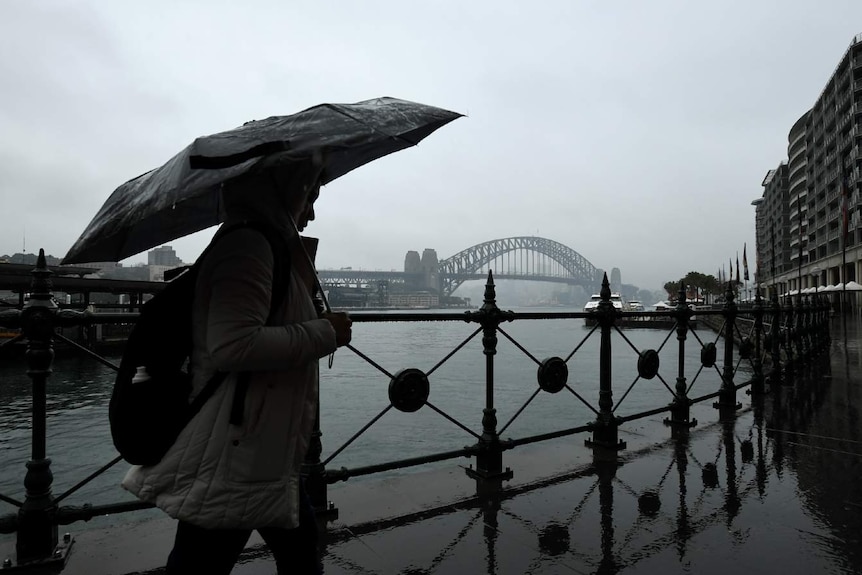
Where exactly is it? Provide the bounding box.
[62,97,462,264]
[845,280,862,291]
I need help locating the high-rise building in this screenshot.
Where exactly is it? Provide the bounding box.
[756,163,789,295]
[755,34,862,298]
[148,246,182,267]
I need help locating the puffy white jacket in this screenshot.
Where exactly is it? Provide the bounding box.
[122,219,337,529]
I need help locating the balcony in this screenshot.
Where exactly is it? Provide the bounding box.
[788,144,807,166]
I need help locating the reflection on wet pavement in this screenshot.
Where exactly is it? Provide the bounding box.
[309,322,861,575]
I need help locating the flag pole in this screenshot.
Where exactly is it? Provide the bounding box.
[841,174,848,320]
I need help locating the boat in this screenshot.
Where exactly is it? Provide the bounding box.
[584,292,624,326]
[626,300,645,312]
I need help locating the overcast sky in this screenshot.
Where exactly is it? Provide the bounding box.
[2,1,861,291]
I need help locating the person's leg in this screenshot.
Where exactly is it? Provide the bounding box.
[259,488,321,574]
[166,520,252,575]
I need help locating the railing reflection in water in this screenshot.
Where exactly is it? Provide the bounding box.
[315,369,840,574]
[0,250,833,572]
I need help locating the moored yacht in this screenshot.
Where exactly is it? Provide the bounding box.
[584,292,624,325]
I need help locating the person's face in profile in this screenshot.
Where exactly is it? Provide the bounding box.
[291,182,320,232]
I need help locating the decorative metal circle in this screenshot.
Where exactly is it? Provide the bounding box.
[388,368,429,413]
[537,357,568,393]
[739,338,753,360]
[637,350,659,380]
[701,342,717,368]
[638,490,661,516]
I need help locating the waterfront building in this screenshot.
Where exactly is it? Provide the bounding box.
[147,245,182,267]
[755,33,862,305]
[755,163,790,296]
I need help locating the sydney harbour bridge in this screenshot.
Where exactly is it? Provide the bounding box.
[318,236,610,306]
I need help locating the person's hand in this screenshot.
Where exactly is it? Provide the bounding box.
[322,311,352,347]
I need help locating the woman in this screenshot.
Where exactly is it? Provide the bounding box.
[122,156,352,574]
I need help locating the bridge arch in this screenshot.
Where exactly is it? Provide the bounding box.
[438,236,599,296]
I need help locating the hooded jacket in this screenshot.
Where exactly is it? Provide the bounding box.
[122,170,337,529]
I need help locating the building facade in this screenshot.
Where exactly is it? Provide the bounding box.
[755,34,862,303]
[147,246,182,267]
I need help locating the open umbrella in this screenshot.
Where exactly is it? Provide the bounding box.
[62,97,462,264]
[845,280,862,291]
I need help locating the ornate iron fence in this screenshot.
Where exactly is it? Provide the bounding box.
[0,250,832,571]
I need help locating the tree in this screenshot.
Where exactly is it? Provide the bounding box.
[663,271,720,302]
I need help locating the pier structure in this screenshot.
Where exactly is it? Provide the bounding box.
[0,252,836,573]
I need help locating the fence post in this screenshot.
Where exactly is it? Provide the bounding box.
[665,281,696,433]
[586,273,625,451]
[15,250,72,568]
[465,271,513,491]
[714,282,741,416]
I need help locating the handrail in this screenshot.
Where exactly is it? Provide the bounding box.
[0,255,833,571]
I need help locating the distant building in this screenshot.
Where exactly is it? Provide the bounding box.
[755,163,790,293]
[148,246,182,267]
[387,291,439,308]
[1,252,61,266]
[149,265,176,282]
[79,261,122,273]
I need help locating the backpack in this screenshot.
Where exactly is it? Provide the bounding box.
[110,222,290,466]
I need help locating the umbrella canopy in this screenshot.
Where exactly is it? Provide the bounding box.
[844,280,862,291]
[63,97,462,264]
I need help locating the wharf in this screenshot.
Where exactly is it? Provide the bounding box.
[10,321,860,575]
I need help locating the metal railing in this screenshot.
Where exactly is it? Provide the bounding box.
[0,251,833,571]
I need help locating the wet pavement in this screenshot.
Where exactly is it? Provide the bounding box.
[9,320,862,574]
